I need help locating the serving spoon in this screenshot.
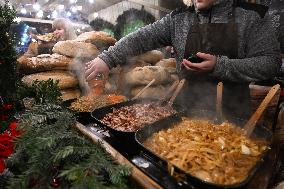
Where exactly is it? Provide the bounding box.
[244,84,280,137]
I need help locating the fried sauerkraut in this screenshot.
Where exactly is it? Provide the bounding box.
[144,117,268,185]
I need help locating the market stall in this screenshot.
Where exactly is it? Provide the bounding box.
[1,0,284,189]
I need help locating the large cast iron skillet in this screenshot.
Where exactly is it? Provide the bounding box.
[90,99,183,142]
[135,109,273,189]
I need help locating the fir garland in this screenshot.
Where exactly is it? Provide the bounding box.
[17,79,62,105]
[115,8,155,39]
[0,0,18,102]
[5,103,133,189]
[1,80,133,188]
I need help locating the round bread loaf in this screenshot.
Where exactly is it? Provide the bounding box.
[17,53,73,73]
[52,40,99,58]
[21,71,78,89]
[130,85,170,99]
[75,31,117,49]
[155,58,176,68]
[125,66,172,86]
[134,50,164,64]
[123,60,151,72]
[61,89,81,101]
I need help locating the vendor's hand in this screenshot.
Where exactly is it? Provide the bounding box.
[182,52,216,72]
[85,57,110,81]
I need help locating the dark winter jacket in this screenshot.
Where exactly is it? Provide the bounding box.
[99,0,281,83]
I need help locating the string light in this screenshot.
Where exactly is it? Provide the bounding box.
[14,17,21,23]
[58,4,64,10]
[33,3,40,11]
[52,10,58,18]
[20,8,27,14]
[36,10,43,18]
[93,12,98,18]
[76,6,82,11]
[66,11,72,17]
[71,6,77,13]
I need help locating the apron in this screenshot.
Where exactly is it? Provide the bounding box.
[178,7,252,119]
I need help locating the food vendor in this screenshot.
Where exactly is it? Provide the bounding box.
[85,0,281,119]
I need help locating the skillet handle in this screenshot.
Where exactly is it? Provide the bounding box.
[90,112,108,131]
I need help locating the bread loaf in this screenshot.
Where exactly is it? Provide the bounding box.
[125,66,172,86]
[17,53,73,73]
[134,50,164,64]
[155,58,176,68]
[60,89,81,101]
[52,40,99,58]
[130,85,171,99]
[123,60,151,72]
[75,31,116,50]
[22,71,78,89]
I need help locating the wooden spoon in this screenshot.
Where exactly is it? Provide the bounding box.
[215,82,223,124]
[158,80,179,104]
[244,84,280,136]
[168,79,186,107]
[132,79,156,100]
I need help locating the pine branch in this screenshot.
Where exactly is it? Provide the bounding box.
[6,103,133,189]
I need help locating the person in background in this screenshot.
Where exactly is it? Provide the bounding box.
[27,27,39,42]
[22,18,77,57]
[52,18,77,41]
[85,0,281,119]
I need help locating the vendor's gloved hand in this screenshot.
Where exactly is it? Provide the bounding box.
[85,57,110,81]
[182,52,216,72]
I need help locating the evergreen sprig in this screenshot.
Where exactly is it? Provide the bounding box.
[4,103,133,189]
[17,79,62,105]
[0,0,18,102]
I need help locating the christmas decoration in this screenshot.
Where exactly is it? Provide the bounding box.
[90,18,115,37]
[115,8,155,39]
[0,0,18,102]
[17,79,62,105]
[5,103,132,189]
[1,79,132,188]
[0,99,21,174]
